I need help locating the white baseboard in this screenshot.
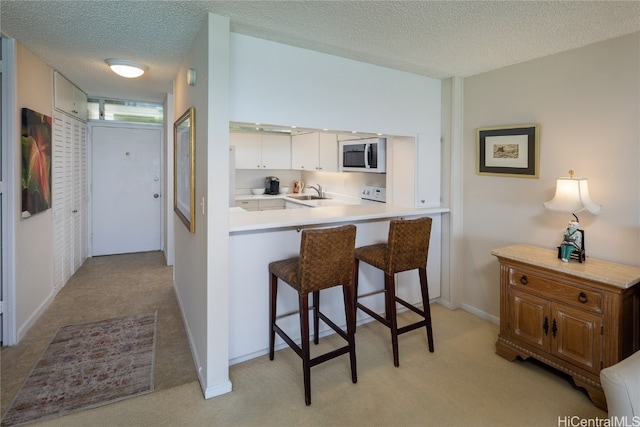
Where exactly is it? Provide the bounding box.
[17,292,54,341]
[203,380,233,399]
[172,285,233,399]
[460,303,499,325]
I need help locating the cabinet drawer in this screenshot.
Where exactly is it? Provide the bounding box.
[259,199,285,209]
[508,267,602,313]
[235,200,259,211]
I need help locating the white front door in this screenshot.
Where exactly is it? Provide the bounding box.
[91,125,162,256]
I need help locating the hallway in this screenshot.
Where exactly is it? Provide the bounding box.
[1,251,197,415]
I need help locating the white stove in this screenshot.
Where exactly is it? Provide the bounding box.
[360,186,386,203]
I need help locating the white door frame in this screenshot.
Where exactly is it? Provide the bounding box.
[1,37,17,345]
[87,121,164,257]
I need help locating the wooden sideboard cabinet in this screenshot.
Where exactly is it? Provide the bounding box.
[492,245,640,410]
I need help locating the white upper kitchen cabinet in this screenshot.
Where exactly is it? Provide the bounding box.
[231,131,290,169]
[318,133,338,172]
[291,132,338,172]
[54,71,87,120]
[260,133,291,170]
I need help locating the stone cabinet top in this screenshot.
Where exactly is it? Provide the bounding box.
[492,244,640,290]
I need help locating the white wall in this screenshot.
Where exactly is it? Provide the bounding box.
[462,33,640,320]
[172,13,232,398]
[229,33,441,137]
[163,92,175,266]
[14,43,55,340]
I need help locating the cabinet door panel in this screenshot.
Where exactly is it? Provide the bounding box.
[54,72,75,115]
[510,288,550,351]
[259,199,285,210]
[318,133,338,172]
[261,134,290,169]
[235,200,258,211]
[73,87,88,120]
[553,304,602,373]
[291,133,318,170]
[231,132,262,169]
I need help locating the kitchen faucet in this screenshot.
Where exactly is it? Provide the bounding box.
[309,183,323,198]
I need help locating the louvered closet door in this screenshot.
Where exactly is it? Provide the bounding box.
[52,111,86,292]
[52,113,65,290]
[72,119,87,268]
[52,112,73,291]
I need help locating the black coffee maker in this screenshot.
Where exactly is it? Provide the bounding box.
[265,176,280,195]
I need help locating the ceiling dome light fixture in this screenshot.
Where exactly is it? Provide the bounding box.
[105,58,148,78]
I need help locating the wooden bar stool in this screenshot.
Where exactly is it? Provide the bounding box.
[269,225,357,405]
[354,216,434,367]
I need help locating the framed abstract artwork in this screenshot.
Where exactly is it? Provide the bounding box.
[21,108,52,217]
[174,107,196,232]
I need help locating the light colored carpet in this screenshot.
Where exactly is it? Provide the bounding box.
[29,304,608,427]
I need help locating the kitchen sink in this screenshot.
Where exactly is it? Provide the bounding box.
[287,194,326,200]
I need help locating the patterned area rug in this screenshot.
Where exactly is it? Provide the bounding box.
[1,312,157,426]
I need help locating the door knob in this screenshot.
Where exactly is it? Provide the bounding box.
[154,194,159,198]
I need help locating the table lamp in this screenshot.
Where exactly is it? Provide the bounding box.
[543,170,602,262]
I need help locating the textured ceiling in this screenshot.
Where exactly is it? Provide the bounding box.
[1,1,639,103]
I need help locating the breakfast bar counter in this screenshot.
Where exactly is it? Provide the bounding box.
[227,203,449,365]
[229,202,449,233]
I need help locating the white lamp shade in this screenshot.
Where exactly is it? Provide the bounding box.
[543,177,602,214]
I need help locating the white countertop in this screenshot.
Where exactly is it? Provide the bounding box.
[235,193,360,206]
[229,203,449,233]
[491,244,640,289]
[234,194,291,201]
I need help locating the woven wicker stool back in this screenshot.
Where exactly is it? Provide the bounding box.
[298,225,356,294]
[386,216,432,274]
[269,224,357,405]
[354,216,434,367]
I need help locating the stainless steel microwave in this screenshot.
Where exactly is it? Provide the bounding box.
[339,138,386,173]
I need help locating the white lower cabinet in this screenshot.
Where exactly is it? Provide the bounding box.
[52,110,87,292]
[258,199,285,211]
[235,199,286,211]
[235,200,259,211]
[285,201,306,209]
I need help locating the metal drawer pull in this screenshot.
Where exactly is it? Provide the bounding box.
[519,275,528,285]
[578,292,588,303]
[543,316,549,336]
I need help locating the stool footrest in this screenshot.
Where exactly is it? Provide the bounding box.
[357,289,386,299]
[357,302,391,327]
[310,346,351,367]
[273,310,352,360]
[397,320,427,335]
[273,323,303,358]
[317,310,349,342]
[357,301,428,335]
[395,296,426,317]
